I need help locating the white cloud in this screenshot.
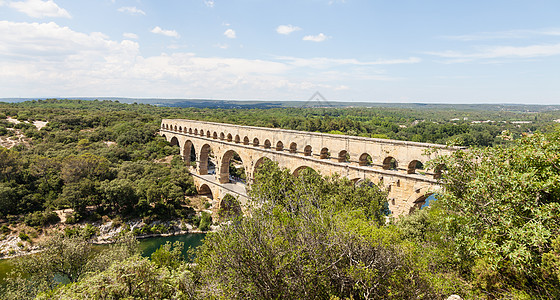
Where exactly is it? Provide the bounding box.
[303,33,329,42]
[204,0,214,8]
[443,28,560,41]
[8,0,70,18]
[277,56,421,68]
[224,28,236,39]
[117,6,146,16]
[0,20,409,99]
[276,24,301,35]
[427,43,560,62]
[151,26,180,38]
[123,32,138,39]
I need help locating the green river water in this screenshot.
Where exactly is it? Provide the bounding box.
[0,233,206,284]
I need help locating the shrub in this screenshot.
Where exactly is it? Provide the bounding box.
[24,210,60,227]
[65,212,81,224]
[1,225,11,234]
[82,224,99,240]
[198,212,212,231]
[19,232,31,242]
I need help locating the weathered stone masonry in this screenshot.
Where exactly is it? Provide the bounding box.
[160,119,463,216]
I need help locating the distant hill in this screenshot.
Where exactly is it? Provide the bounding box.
[1,97,559,112]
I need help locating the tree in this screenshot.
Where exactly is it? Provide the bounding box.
[429,128,560,298]
[195,162,438,299]
[3,233,139,300]
[151,241,185,270]
[61,153,111,184]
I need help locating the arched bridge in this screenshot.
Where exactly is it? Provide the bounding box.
[160,119,462,216]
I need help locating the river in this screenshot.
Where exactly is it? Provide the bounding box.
[0,233,206,283]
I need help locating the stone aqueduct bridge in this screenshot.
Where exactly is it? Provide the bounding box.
[160,119,462,216]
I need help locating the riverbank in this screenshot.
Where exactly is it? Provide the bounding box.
[0,218,218,260]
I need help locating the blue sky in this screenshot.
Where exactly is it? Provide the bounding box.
[0,0,559,104]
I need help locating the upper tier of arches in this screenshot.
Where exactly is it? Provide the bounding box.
[161,119,459,179]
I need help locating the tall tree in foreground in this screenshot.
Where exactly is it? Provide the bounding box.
[429,128,560,299]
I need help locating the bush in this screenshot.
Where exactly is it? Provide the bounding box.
[198,212,212,231]
[19,232,31,242]
[195,163,438,299]
[82,224,99,240]
[24,210,60,227]
[1,225,11,234]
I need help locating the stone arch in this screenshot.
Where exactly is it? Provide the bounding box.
[304,145,312,156]
[243,136,250,145]
[359,153,373,166]
[354,178,375,187]
[234,135,241,143]
[189,128,192,134]
[198,144,215,175]
[170,136,179,147]
[383,156,398,170]
[197,184,214,200]
[179,126,182,132]
[276,141,284,151]
[206,130,211,138]
[409,192,436,214]
[320,147,330,159]
[227,133,233,142]
[293,165,318,177]
[174,125,177,131]
[194,129,198,135]
[218,194,242,220]
[161,134,167,139]
[219,149,247,184]
[200,129,204,136]
[165,124,169,130]
[220,132,225,140]
[289,142,297,154]
[183,140,197,165]
[213,132,218,139]
[338,150,350,163]
[253,138,259,147]
[184,127,188,133]
[264,139,271,149]
[407,160,424,174]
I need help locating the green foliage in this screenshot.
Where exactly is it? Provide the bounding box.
[2,233,139,300]
[151,241,185,270]
[0,100,196,220]
[218,193,241,220]
[429,128,560,298]
[251,160,389,224]
[1,224,10,234]
[37,256,198,300]
[194,162,443,299]
[198,212,212,231]
[18,232,30,242]
[23,210,60,227]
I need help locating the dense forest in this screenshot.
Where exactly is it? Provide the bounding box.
[1,99,560,299]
